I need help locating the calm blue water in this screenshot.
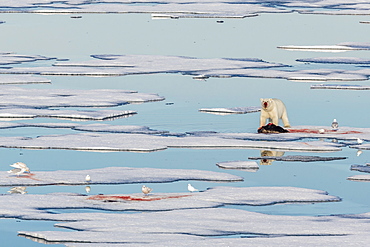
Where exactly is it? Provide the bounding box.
[0,12,370,246]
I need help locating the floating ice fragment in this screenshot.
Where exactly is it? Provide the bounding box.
[0,108,136,121]
[311,84,370,90]
[0,130,345,152]
[277,45,359,52]
[297,57,370,64]
[0,86,164,108]
[0,75,51,84]
[0,167,243,187]
[0,53,55,65]
[248,155,347,162]
[350,164,370,173]
[216,161,259,171]
[199,106,261,115]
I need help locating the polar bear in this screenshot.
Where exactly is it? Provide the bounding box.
[260,98,291,128]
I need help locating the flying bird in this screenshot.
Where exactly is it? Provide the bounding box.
[187,183,198,192]
[142,185,152,195]
[7,162,30,176]
[331,119,338,131]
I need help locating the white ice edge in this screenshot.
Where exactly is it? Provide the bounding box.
[310,84,370,90]
[199,106,261,114]
[0,86,164,109]
[0,109,136,121]
[216,161,259,170]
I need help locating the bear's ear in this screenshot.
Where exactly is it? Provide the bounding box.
[260,98,264,102]
[268,98,273,102]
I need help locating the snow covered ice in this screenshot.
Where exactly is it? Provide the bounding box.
[0,166,243,186]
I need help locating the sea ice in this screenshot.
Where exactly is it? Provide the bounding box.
[0,166,243,187]
[248,155,347,162]
[0,124,360,152]
[199,106,261,115]
[0,108,136,121]
[350,164,370,173]
[0,53,55,65]
[0,86,164,108]
[311,84,370,90]
[0,186,340,220]
[297,57,370,64]
[0,75,51,84]
[16,205,370,246]
[216,161,259,170]
[2,0,370,18]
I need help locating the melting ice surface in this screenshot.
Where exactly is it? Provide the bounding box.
[1,7,370,247]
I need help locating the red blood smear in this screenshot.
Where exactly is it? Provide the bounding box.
[15,173,41,181]
[87,194,191,202]
[288,129,362,134]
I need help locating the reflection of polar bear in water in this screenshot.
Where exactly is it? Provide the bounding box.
[260,98,291,128]
[260,150,285,165]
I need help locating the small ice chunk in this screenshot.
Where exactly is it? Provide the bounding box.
[248,155,347,162]
[199,106,261,115]
[311,84,370,90]
[216,161,259,170]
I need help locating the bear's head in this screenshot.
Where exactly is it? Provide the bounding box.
[260,98,273,110]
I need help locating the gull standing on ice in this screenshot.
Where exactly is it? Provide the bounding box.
[188,184,198,192]
[142,185,152,195]
[331,119,338,131]
[7,162,30,176]
[357,138,363,144]
[85,175,91,182]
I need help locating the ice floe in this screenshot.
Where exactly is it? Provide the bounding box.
[0,53,55,65]
[0,187,340,218]
[2,0,370,18]
[15,204,370,245]
[311,84,370,90]
[54,54,287,70]
[0,167,242,187]
[199,106,261,115]
[348,164,370,181]
[0,131,345,152]
[279,42,370,52]
[297,57,370,64]
[2,53,370,82]
[0,86,164,108]
[0,75,51,84]
[0,108,136,121]
[0,123,368,152]
[216,161,259,171]
[1,187,346,245]
[249,155,347,162]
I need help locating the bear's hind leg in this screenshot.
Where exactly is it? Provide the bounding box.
[281,112,291,128]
